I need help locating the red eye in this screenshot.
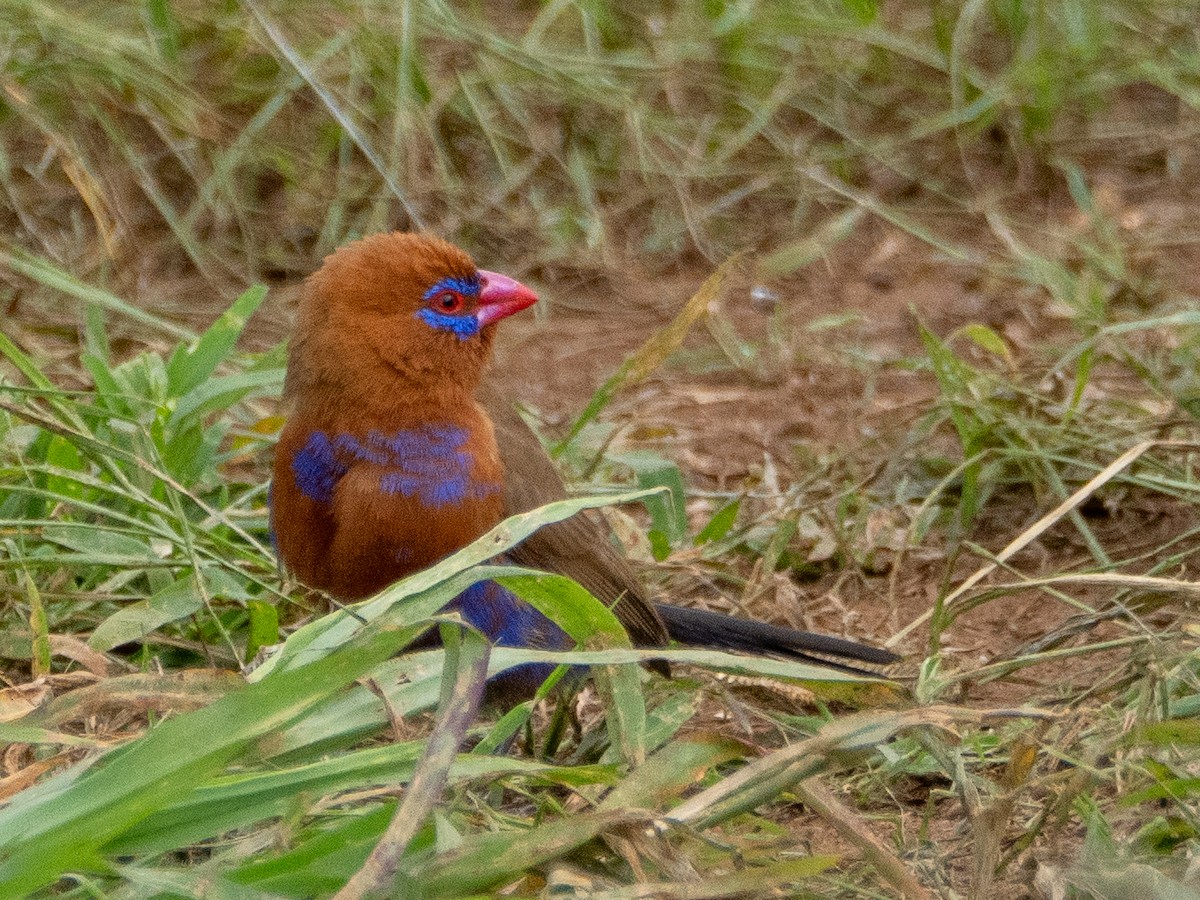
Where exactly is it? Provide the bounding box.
[432,291,464,314]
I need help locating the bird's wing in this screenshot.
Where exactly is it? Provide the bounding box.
[481,384,669,649]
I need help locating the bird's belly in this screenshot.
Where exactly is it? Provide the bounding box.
[323,484,504,599]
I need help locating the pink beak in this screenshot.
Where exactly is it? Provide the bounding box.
[476,269,538,328]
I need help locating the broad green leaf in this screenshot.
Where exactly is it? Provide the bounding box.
[167,368,285,431]
[484,645,891,684]
[165,285,268,397]
[695,498,740,545]
[495,573,631,647]
[0,328,56,391]
[957,323,1013,366]
[1130,719,1200,747]
[759,207,864,276]
[611,690,702,762]
[108,742,430,855]
[245,599,280,664]
[611,450,687,547]
[113,865,264,900]
[232,802,400,896]
[26,575,51,677]
[648,527,672,561]
[1070,344,1095,418]
[37,524,151,559]
[263,652,446,761]
[669,707,967,830]
[412,809,644,898]
[0,725,104,749]
[840,0,878,23]
[599,734,746,813]
[805,311,867,331]
[42,436,86,503]
[88,573,205,651]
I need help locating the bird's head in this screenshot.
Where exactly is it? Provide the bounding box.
[285,232,538,409]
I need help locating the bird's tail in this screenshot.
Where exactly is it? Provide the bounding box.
[655,603,900,676]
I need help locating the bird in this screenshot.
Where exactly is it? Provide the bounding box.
[269,232,898,692]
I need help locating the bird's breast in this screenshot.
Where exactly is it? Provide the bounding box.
[272,416,506,599]
[290,424,500,508]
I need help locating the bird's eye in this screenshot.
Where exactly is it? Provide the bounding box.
[432,291,464,314]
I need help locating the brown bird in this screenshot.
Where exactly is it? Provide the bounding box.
[270,232,898,689]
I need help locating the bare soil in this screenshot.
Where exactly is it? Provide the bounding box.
[479,199,1198,896]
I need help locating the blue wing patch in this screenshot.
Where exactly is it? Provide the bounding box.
[291,431,348,504]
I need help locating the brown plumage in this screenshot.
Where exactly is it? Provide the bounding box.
[483,381,668,648]
[272,234,510,600]
[270,231,898,681]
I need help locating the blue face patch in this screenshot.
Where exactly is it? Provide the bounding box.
[417,274,482,340]
[290,425,500,510]
[416,308,480,339]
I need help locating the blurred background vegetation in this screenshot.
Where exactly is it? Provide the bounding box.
[1,0,1200,897]
[3,0,1196,289]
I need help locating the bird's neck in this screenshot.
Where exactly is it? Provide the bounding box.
[297,381,484,434]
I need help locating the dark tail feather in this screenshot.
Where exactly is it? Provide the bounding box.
[655,603,900,676]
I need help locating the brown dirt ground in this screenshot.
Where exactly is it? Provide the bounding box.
[486,201,1197,669]
[476,196,1199,896]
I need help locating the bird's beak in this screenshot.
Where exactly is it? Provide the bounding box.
[476,270,538,328]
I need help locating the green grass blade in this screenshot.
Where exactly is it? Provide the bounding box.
[0,625,425,895]
[165,284,269,397]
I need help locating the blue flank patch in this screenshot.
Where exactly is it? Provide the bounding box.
[290,425,500,509]
[454,580,571,649]
[453,580,576,693]
[291,431,348,504]
[417,274,482,340]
